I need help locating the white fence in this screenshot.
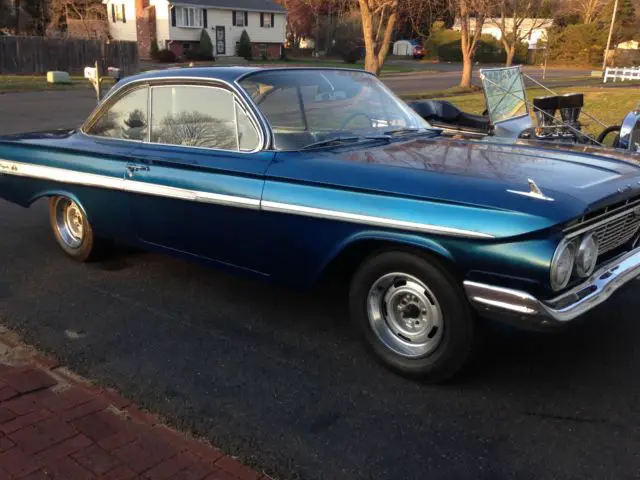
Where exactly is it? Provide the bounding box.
[603,66,640,83]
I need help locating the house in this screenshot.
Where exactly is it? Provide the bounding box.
[453,18,553,49]
[617,40,639,50]
[104,0,287,59]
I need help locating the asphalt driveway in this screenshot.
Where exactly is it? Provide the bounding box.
[1,83,640,480]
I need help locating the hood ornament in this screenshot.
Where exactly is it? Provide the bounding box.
[507,178,555,202]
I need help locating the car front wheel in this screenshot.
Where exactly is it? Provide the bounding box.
[349,250,476,382]
[49,196,101,262]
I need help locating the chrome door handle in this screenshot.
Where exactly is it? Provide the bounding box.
[126,164,150,177]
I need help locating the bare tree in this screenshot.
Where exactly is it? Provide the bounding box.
[153,112,237,150]
[562,0,605,23]
[405,0,435,42]
[489,0,551,66]
[453,0,491,87]
[358,0,399,75]
[49,0,105,37]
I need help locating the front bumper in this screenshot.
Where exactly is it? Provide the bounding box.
[464,246,640,327]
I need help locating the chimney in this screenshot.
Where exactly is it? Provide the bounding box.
[135,0,156,59]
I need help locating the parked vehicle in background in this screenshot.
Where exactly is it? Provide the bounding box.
[1,67,640,383]
[392,39,424,59]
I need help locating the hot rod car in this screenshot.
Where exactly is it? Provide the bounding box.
[1,67,640,382]
[409,66,640,151]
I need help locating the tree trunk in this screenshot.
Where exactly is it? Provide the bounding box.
[460,50,473,87]
[358,0,397,76]
[505,45,515,66]
[365,54,380,75]
[358,0,378,74]
[14,0,21,34]
[459,13,472,87]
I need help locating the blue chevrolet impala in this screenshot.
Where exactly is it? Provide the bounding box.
[1,67,640,381]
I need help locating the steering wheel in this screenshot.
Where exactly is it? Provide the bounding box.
[339,111,373,131]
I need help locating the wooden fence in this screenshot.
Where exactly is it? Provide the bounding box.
[603,66,640,83]
[0,36,139,75]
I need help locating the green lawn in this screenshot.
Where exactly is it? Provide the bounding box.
[0,75,115,93]
[406,86,640,138]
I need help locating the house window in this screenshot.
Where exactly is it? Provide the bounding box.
[111,3,126,23]
[262,13,272,28]
[176,7,203,28]
[233,11,248,27]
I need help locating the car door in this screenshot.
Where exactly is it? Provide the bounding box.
[126,82,275,273]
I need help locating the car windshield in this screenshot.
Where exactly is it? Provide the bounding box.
[239,69,431,150]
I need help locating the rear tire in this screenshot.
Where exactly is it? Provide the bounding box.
[349,250,476,382]
[49,196,103,262]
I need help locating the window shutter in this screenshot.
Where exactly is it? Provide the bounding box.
[203,8,207,27]
[270,13,274,28]
[232,10,236,26]
[111,4,116,22]
[171,6,176,26]
[260,13,263,27]
[122,4,126,23]
[244,11,248,26]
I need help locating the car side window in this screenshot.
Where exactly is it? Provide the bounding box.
[255,87,304,131]
[150,85,259,151]
[87,87,148,141]
[235,101,260,151]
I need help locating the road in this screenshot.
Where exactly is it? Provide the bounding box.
[382,65,596,95]
[1,76,640,480]
[0,65,600,135]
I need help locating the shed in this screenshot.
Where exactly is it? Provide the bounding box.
[393,39,419,56]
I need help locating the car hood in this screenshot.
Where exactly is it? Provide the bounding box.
[342,136,640,209]
[271,136,640,237]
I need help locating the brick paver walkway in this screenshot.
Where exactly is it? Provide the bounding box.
[0,333,265,480]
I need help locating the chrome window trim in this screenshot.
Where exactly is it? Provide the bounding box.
[82,76,271,154]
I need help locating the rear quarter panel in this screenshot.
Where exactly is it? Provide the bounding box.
[0,133,137,243]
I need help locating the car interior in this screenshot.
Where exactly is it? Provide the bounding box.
[408,100,491,134]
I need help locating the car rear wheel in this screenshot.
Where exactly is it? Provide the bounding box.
[349,250,476,382]
[49,196,101,262]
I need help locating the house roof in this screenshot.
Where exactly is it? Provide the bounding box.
[169,0,287,12]
[453,18,553,31]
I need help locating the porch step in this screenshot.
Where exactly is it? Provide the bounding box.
[215,56,248,65]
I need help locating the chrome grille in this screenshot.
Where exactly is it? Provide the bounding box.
[594,212,640,255]
[565,197,640,257]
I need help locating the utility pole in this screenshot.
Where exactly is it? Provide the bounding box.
[326,1,332,54]
[602,0,619,70]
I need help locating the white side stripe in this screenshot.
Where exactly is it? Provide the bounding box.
[0,159,494,239]
[261,200,494,239]
[0,160,260,210]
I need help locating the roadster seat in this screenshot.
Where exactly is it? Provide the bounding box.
[409,100,490,134]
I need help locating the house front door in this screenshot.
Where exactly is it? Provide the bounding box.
[215,26,225,55]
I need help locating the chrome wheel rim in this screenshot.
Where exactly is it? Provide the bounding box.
[55,198,84,248]
[367,272,444,358]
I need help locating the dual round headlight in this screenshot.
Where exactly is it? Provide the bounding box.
[550,233,599,291]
